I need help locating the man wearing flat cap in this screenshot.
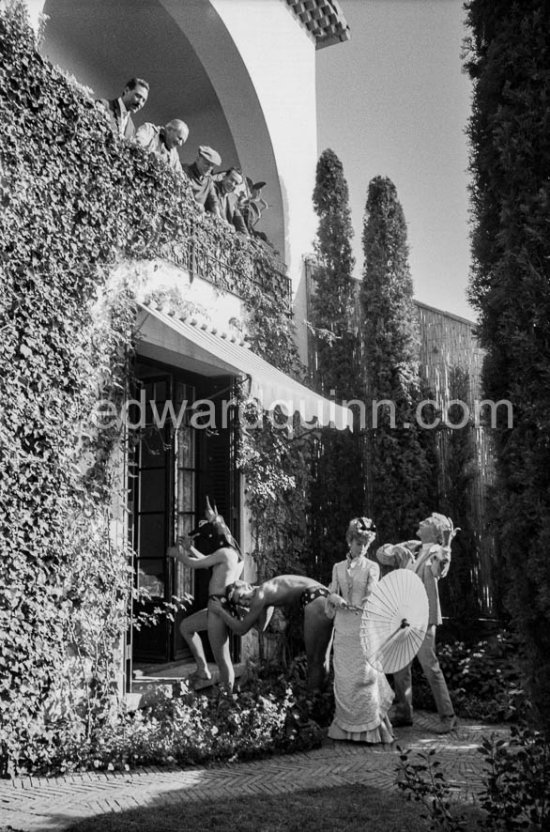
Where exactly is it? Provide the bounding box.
[182,145,222,215]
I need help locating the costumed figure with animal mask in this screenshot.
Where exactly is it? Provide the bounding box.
[167,498,243,690]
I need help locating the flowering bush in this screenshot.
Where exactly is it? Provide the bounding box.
[14,667,323,775]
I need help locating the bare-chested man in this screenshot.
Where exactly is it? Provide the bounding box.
[209,575,334,692]
[167,502,243,690]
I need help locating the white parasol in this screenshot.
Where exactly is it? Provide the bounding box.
[360,570,429,674]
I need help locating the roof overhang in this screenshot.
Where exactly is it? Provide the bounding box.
[136,303,353,430]
[285,0,350,49]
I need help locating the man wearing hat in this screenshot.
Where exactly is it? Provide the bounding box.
[135,119,189,174]
[182,146,222,214]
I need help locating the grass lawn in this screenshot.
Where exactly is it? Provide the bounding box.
[65,783,483,831]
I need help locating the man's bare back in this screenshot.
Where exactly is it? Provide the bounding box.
[210,574,334,692]
[253,575,325,606]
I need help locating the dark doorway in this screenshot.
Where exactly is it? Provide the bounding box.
[128,360,240,672]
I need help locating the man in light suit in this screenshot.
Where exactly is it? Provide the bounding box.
[135,119,189,174]
[377,513,459,734]
[96,77,149,139]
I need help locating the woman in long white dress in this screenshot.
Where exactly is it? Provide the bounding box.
[326,517,394,743]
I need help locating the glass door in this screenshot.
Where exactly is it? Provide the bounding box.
[129,363,240,667]
[131,373,174,663]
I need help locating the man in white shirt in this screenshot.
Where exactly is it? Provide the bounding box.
[96,78,149,139]
[135,119,189,174]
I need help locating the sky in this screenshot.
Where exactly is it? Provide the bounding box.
[316,0,474,321]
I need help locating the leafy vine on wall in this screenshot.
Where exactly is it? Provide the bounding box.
[0,2,303,773]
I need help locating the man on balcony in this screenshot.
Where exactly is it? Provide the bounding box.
[182,146,222,215]
[96,77,149,140]
[135,119,189,174]
[215,168,248,234]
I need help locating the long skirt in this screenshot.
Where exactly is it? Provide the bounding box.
[328,608,394,743]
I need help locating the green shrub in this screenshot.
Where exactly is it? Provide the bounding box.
[478,726,550,830]
[397,746,468,831]
[11,664,323,775]
[398,727,550,831]
[410,632,527,722]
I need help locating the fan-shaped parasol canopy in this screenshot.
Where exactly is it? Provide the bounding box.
[360,569,429,673]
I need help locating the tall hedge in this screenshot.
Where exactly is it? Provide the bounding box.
[436,367,484,631]
[465,0,550,728]
[308,149,365,581]
[0,4,296,772]
[360,176,437,543]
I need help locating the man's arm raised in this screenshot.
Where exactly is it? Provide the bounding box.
[167,539,226,570]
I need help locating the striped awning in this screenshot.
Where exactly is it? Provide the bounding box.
[136,303,353,430]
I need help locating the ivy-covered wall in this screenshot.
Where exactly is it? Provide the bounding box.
[0,4,301,772]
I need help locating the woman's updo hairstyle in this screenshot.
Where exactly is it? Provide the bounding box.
[346,517,376,547]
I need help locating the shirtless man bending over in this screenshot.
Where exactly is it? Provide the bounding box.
[209,575,334,692]
[168,504,243,690]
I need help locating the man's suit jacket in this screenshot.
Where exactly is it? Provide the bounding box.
[182,163,220,214]
[215,183,248,234]
[96,98,135,139]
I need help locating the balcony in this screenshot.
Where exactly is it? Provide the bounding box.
[155,205,291,314]
[117,144,291,321]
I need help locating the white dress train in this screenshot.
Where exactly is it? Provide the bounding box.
[327,556,394,743]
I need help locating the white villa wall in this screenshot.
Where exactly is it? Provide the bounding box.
[19,0,44,30]
[121,260,245,333]
[210,0,318,361]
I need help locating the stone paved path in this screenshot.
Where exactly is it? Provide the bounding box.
[0,711,509,831]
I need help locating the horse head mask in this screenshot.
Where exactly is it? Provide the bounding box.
[189,497,241,556]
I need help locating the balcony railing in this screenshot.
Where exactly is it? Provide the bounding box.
[156,208,291,315]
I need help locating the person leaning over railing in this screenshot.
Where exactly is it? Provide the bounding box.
[134,119,189,174]
[96,77,149,140]
[182,145,222,216]
[214,168,248,234]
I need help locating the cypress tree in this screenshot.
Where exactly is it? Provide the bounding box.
[310,148,360,398]
[465,0,550,727]
[308,149,364,582]
[360,176,437,544]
